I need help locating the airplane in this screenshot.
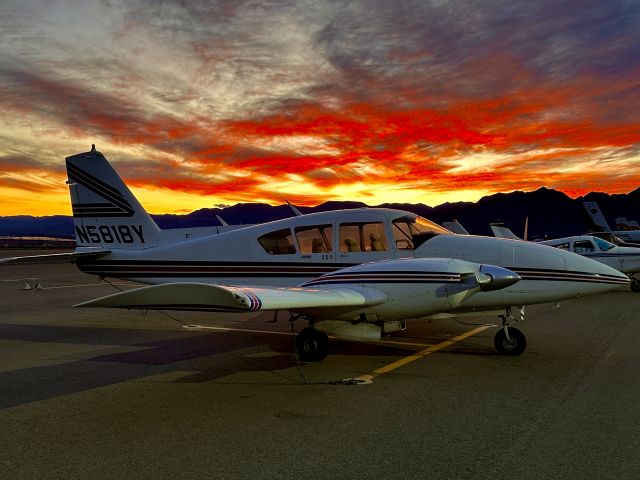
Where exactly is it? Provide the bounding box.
[491,225,640,293]
[1,147,630,361]
[583,201,640,245]
[540,236,640,293]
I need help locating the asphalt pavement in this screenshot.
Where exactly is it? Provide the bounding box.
[1,252,639,479]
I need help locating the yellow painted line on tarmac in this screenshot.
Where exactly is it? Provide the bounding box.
[356,325,491,383]
[183,324,294,336]
[378,339,436,348]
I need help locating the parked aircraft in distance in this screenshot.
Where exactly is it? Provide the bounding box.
[491,226,640,293]
[541,236,640,292]
[1,148,629,360]
[583,201,640,245]
[442,220,469,235]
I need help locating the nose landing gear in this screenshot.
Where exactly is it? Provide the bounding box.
[495,306,527,355]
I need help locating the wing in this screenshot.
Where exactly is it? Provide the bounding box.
[0,249,110,265]
[75,282,388,313]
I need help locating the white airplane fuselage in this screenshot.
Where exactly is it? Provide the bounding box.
[541,235,640,275]
[75,208,628,312]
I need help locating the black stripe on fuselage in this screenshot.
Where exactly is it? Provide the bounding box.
[75,260,628,285]
[76,260,344,278]
[508,267,628,285]
[303,272,461,286]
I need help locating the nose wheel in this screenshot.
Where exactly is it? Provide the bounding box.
[630,278,640,292]
[495,306,527,355]
[494,327,526,355]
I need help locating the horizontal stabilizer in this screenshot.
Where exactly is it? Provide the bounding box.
[0,250,110,265]
[75,282,387,313]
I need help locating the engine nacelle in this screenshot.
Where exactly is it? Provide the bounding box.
[314,320,381,341]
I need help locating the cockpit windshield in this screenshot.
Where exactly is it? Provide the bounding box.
[593,237,615,251]
[392,215,452,250]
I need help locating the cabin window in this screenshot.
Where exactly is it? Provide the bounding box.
[392,220,414,250]
[258,228,296,255]
[339,222,388,253]
[593,237,615,251]
[295,225,333,254]
[573,240,596,254]
[552,242,570,250]
[392,215,450,250]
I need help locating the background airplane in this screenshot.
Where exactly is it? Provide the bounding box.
[491,225,640,292]
[442,220,470,235]
[1,148,630,359]
[583,201,640,245]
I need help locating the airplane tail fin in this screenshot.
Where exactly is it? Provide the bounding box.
[583,201,612,233]
[65,147,161,249]
[490,224,521,240]
[442,220,469,235]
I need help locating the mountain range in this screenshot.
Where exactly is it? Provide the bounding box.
[2,187,639,239]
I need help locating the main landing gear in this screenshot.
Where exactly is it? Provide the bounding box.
[295,326,330,362]
[630,275,640,293]
[494,306,527,356]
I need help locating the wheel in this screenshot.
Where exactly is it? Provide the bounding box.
[630,279,640,292]
[295,328,329,362]
[494,327,526,356]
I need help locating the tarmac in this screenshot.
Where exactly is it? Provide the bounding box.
[1,250,640,479]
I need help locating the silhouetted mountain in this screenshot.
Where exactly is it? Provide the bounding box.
[1,189,639,239]
[0,215,74,237]
[152,201,368,229]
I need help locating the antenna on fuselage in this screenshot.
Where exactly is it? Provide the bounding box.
[286,200,303,217]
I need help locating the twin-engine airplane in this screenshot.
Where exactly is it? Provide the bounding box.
[1,148,629,361]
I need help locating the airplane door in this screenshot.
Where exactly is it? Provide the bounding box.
[335,218,393,265]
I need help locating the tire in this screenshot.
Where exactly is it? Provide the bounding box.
[494,327,526,356]
[295,328,329,362]
[630,279,640,292]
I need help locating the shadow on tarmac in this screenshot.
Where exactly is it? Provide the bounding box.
[0,322,420,408]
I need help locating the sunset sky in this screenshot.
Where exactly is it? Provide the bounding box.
[1,0,639,216]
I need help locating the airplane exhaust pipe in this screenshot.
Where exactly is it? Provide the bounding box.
[383,321,407,334]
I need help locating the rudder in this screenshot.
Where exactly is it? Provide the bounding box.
[66,146,160,249]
